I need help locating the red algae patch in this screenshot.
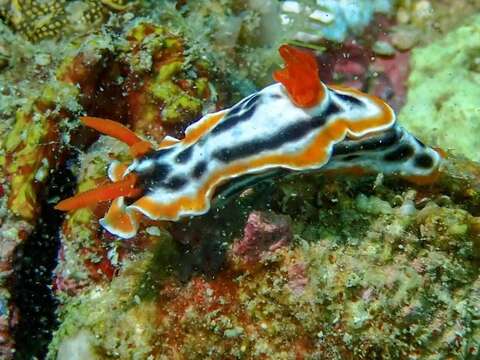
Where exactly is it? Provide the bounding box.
[233,211,292,263]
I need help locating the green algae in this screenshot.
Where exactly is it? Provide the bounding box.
[399,14,480,161]
[134,231,181,301]
[49,260,158,360]
[3,82,81,219]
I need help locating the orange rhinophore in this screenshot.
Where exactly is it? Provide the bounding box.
[80,117,153,157]
[54,117,151,213]
[55,174,141,212]
[273,44,325,108]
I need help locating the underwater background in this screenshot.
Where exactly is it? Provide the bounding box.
[0,0,479,359]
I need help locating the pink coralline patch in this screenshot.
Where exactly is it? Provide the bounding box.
[317,35,410,112]
[410,258,427,274]
[318,41,371,89]
[233,211,292,262]
[53,230,119,297]
[0,305,17,360]
[53,275,89,296]
[361,287,375,302]
[371,51,410,111]
[53,245,89,296]
[287,262,308,296]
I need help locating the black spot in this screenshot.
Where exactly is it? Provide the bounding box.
[414,153,434,169]
[196,138,207,148]
[384,144,414,162]
[211,94,260,135]
[343,154,361,161]
[139,147,175,162]
[137,163,171,191]
[332,127,400,156]
[164,176,188,190]
[335,92,364,106]
[213,148,232,163]
[176,146,193,163]
[270,93,282,99]
[414,137,426,148]
[192,161,207,179]
[322,101,341,120]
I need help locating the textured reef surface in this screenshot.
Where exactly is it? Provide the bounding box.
[50,155,480,359]
[0,1,479,359]
[399,14,480,162]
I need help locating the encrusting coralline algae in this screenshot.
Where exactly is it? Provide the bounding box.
[399,14,480,162]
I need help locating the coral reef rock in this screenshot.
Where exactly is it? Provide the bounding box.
[399,14,480,161]
[0,0,132,41]
[280,0,393,43]
[48,154,480,359]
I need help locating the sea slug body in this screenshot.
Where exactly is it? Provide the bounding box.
[56,45,442,238]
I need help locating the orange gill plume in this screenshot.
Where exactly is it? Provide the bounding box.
[273,44,324,108]
[54,117,151,212]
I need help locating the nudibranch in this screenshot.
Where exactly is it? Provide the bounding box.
[56,45,442,238]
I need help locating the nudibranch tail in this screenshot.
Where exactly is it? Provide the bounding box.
[54,174,141,211]
[80,117,153,157]
[273,44,324,108]
[328,124,442,180]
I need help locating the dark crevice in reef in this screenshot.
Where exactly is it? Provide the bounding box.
[11,166,76,360]
[171,178,283,279]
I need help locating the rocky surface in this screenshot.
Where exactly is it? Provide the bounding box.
[48,155,480,359]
